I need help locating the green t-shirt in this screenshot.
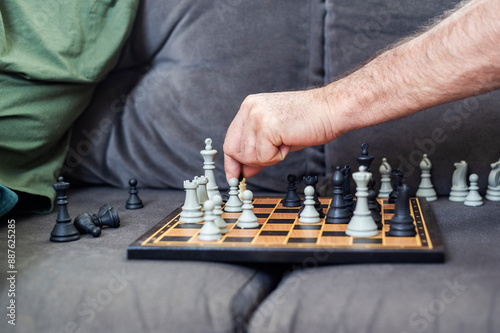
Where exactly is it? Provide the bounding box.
[0,0,139,213]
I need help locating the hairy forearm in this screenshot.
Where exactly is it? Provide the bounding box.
[328,0,500,137]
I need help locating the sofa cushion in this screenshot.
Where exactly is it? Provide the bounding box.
[67,0,326,193]
[323,0,500,196]
[247,199,500,333]
[0,187,280,333]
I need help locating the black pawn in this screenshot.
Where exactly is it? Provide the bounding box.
[74,213,101,237]
[368,187,382,229]
[388,184,416,237]
[389,169,404,204]
[92,204,120,228]
[283,174,302,207]
[325,167,351,224]
[341,165,354,214]
[126,178,143,209]
[301,175,324,218]
[50,177,80,242]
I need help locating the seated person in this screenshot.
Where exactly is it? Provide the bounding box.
[1,0,498,217]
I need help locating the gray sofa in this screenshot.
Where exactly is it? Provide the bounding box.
[2,1,499,332]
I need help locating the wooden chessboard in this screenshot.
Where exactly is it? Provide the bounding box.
[127,197,445,264]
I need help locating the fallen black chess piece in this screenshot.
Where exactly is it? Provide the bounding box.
[74,204,120,238]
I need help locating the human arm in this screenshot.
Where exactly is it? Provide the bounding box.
[223,0,500,181]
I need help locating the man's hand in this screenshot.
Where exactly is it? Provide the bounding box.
[223,88,340,181]
[224,0,500,182]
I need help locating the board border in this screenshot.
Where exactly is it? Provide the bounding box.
[127,197,445,264]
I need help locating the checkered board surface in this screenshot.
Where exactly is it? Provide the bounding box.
[128,197,445,264]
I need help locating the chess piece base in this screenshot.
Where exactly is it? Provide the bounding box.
[50,223,80,242]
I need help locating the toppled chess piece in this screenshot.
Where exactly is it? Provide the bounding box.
[50,177,80,242]
[73,204,120,238]
[92,204,120,228]
[126,178,144,209]
[74,214,101,237]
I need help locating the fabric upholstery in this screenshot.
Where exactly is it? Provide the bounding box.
[67,0,326,193]
[247,199,500,333]
[0,187,281,333]
[323,0,500,196]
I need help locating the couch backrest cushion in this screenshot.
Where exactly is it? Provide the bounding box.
[67,0,326,192]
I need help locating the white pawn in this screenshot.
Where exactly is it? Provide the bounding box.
[212,195,228,234]
[195,176,210,207]
[449,160,468,202]
[236,190,259,229]
[464,174,483,207]
[416,154,437,202]
[378,157,392,198]
[198,200,222,241]
[346,166,378,237]
[179,180,203,223]
[224,177,243,212]
[486,159,500,201]
[299,186,321,223]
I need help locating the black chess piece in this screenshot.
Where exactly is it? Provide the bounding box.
[50,177,80,242]
[389,169,404,204]
[388,184,416,237]
[283,174,302,207]
[74,214,101,237]
[301,175,324,218]
[356,142,382,211]
[325,167,351,224]
[356,142,374,171]
[126,178,143,209]
[341,165,354,214]
[368,187,382,229]
[92,204,120,228]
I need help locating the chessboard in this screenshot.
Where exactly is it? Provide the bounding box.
[128,196,444,264]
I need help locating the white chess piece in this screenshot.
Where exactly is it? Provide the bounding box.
[238,178,247,201]
[198,200,222,241]
[378,157,392,198]
[224,177,243,212]
[346,166,379,237]
[200,138,221,200]
[464,174,483,206]
[299,186,321,223]
[449,160,468,202]
[416,154,437,202]
[212,195,228,234]
[486,159,500,201]
[179,180,203,223]
[236,190,259,229]
[195,176,210,207]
